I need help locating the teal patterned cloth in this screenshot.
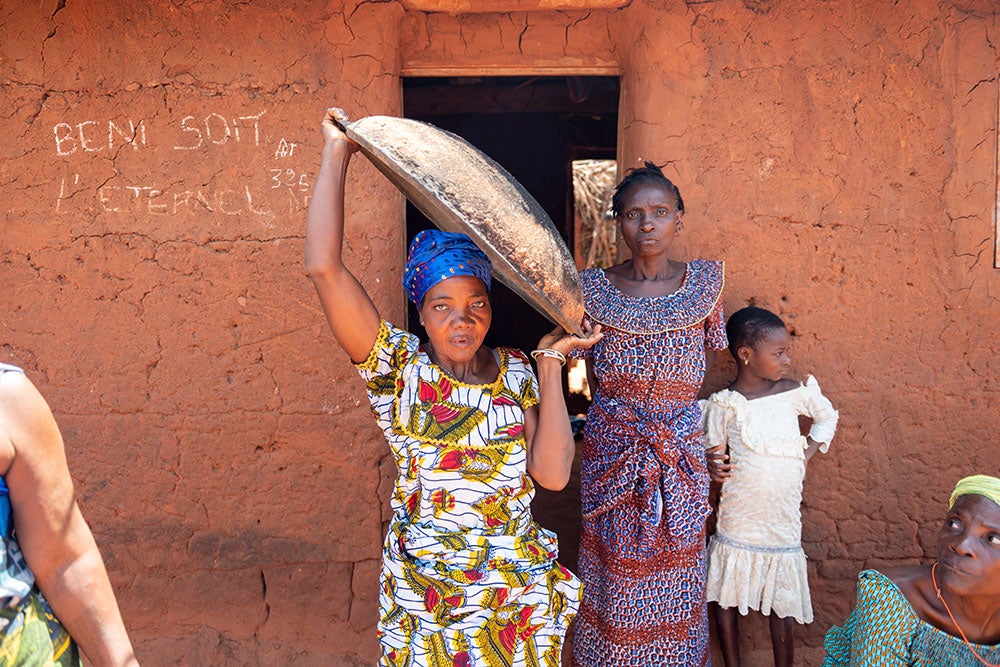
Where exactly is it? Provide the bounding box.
[823,569,1000,666]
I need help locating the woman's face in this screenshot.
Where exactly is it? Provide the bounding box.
[936,494,1000,597]
[617,182,683,258]
[419,275,491,364]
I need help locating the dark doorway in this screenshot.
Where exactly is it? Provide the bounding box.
[402,75,619,570]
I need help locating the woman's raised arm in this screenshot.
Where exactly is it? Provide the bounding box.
[305,108,382,363]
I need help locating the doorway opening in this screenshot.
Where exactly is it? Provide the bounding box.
[401,75,618,370]
[402,75,619,569]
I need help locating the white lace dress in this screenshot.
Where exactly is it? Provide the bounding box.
[702,376,838,623]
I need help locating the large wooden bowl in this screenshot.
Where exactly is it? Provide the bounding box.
[333,109,584,336]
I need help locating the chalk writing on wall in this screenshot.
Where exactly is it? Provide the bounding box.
[173,111,267,150]
[53,120,148,156]
[50,110,312,221]
[274,139,297,158]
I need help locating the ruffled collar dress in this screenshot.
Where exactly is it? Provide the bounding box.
[571,260,727,667]
[703,377,839,624]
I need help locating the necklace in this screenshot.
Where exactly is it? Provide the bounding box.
[425,342,480,383]
[425,344,458,379]
[931,562,1000,667]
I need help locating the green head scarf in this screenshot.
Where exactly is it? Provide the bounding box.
[949,474,1000,509]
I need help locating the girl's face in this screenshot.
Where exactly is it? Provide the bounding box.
[617,183,683,257]
[742,327,792,381]
[936,494,1000,598]
[419,275,491,365]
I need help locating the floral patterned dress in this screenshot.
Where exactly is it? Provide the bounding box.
[570,260,726,667]
[357,321,581,667]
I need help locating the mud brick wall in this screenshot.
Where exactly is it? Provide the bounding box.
[1,1,998,664]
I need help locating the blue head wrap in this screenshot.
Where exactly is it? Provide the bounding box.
[402,230,492,305]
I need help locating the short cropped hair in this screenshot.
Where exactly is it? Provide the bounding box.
[726,306,787,360]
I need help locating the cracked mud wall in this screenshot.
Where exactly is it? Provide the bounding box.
[404,6,999,665]
[3,1,404,664]
[679,3,1000,662]
[2,0,999,665]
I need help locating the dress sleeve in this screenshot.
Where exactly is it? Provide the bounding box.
[508,350,540,410]
[703,298,728,351]
[821,570,917,666]
[354,320,419,399]
[703,395,732,451]
[802,375,838,453]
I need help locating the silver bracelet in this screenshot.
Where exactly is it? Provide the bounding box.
[530,348,567,366]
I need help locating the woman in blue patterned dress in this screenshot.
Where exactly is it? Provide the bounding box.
[571,163,728,666]
[305,108,602,666]
[823,474,1000,666]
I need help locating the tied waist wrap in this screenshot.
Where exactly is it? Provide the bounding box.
[582,397,710,547]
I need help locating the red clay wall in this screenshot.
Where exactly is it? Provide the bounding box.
[1,1,998,665]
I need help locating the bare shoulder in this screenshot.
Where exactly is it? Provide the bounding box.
[878,564,931,603]
[0,370,47,422]
[0,371,61,467]
[0,371,43,475]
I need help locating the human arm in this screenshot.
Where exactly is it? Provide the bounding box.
[703,287,728,357]
[821,570,915,666]
[0,372,137,666]
[804,437,824,462]
[706,445,733,481]
[305,107,382,363]
[523,322,603,490]
[704,348,718,372]
[703,398,734,482]
[802,376,838,462]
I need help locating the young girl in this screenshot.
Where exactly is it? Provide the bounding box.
[703,306,838,667]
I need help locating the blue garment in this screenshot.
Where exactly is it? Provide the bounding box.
[0,479,9,539]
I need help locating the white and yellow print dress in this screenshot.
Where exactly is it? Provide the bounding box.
[356,321,581,667]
